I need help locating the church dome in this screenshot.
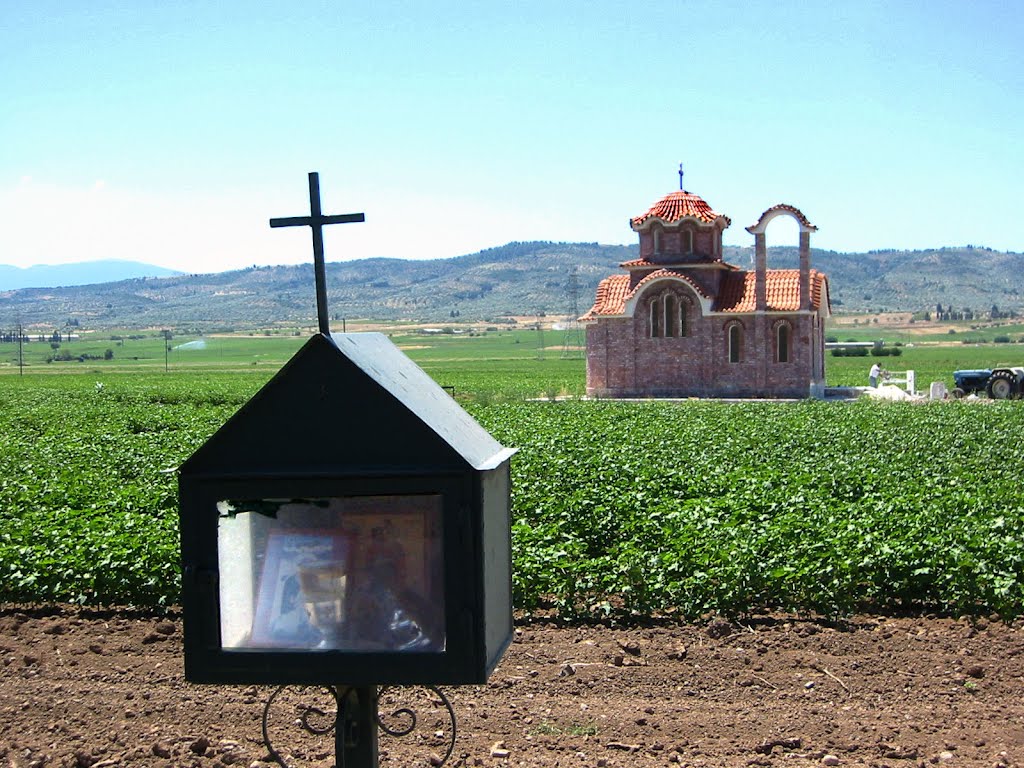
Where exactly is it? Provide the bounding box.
[630,190,731,231]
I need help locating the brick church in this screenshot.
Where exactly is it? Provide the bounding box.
[581,184,831,399]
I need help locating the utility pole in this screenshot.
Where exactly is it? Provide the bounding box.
[162,330,171,372]
[561,266,584,359]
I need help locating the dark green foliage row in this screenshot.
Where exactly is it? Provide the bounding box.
[468,399,1024,620]
[830,347,903,358]
[831,346,871,357]
[0,375,266,606]
[2,373,1023,620]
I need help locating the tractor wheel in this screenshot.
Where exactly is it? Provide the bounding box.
[952,387,965,399]
[986,370,1017,400]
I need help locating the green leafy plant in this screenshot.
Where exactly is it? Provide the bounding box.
[2,367,1024,621]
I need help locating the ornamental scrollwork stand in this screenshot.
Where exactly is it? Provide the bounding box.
[262,684,457,768]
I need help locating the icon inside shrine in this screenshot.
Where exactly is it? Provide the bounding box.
[217,494,446,653]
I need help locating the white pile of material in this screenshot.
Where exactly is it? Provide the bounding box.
[865,384,913,401]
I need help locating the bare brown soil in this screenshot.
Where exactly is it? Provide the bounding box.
[1,608,1023,768]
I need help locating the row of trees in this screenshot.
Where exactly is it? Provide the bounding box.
[49,349,114,362]
[924,304,1020,322]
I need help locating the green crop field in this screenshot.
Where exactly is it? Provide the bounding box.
[1,328,1023,619]
[484,399,1024,619]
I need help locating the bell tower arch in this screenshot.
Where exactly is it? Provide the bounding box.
[746,204,817,311]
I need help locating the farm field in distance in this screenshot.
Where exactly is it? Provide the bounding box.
[4,315,1024,392]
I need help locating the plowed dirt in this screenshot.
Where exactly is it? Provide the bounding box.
[1,608,1022,767]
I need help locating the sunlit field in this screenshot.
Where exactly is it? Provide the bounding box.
[2,321,1023,618]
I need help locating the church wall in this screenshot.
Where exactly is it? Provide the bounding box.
[586,318,639,396]
[704,317,758,397]
[629,298,708,397]
[586,310,823,399]
[695,229,714,258]
[693,269,723,300]
[759,314,819,397]
[709,314,819,398]
[639,232,654,260]
[584,324,609,394]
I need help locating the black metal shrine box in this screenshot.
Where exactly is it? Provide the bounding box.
[178,332,515,686]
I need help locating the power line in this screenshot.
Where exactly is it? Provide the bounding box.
[561,265,584,359]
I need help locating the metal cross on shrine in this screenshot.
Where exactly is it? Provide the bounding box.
[270,172,365,335]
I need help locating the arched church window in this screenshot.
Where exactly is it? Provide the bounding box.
[650,299,662,338]
[728,323,742,363]
[653,227,662,254]
[776,322,791,363]
[664,294,677,337]
[683,229,693,254]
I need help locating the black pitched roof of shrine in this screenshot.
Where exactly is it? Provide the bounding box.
[180,332,514,477]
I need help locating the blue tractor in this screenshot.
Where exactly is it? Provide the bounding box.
[952,367,1024,399]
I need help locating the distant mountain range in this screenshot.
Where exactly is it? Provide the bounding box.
[0,260,182,291]
[1,243,1021,331]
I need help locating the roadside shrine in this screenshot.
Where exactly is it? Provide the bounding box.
[178,173,516,767]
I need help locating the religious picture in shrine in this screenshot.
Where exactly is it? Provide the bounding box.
[216,495,445,652]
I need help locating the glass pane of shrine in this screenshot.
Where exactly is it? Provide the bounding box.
[216,494,445,653]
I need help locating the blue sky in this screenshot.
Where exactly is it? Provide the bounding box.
[2,1,1021,274]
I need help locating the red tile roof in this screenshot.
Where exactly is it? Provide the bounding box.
[580,270,710,320]
[631,190,731,229]
[581,268,829,319]
[715,269,829,312]
[580,274,631,319]
[714,271,757,313]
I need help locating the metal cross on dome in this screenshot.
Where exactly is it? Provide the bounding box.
[270,172,365,335]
